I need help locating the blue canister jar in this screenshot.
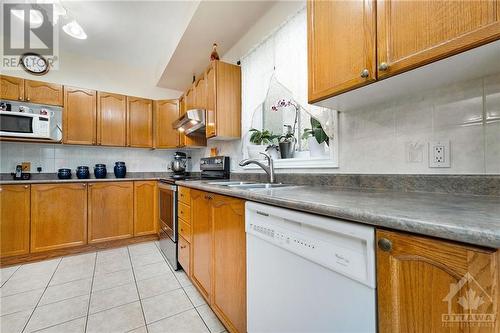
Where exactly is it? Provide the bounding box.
[114,161,126,178]
[76,166,90,179]
[94,164,107,179]
[57,168,72,179]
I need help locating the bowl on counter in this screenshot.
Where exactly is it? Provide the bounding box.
[94,164,107,179]
[114,161,127,178]
[57,168,72,179]
[76,166,90,179]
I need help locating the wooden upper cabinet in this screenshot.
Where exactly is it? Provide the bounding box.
[194,76,206,109]
[154,99,179,149]
[212,194,246,333]
[24,80,63,106]
[133,181,157,236]
[377,0,500,78]
[307,0,376,103]
[0,75,24,101]
[30,183,87,253]
[97,92,127,146]
[63,86,97,145]
[206,64,217,138]
[0,185,30,258]
[88,182,134,243]
[127,97,153,147]
[207,61,241,139]
[377,229,500,333]
[185,87,195,113]
[191,189,213,301]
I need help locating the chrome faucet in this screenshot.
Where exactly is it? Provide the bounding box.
[239,152,276,184]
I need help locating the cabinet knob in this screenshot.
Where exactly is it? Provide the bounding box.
[180,245,186,249]
[26,97,30,101]
[24,185,29,189]
[360,69,370,78]
[379,62,389,71]
[88,184,93,187]
[378,238,393,252]
[82,183,87,187]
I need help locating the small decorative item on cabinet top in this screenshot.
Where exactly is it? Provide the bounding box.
[210,43,220,61]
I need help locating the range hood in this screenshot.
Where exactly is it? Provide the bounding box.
[172,109,206,135]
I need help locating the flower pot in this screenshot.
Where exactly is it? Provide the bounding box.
[247,144,266,159]
[308,137,328,158]
[279,141,296,159]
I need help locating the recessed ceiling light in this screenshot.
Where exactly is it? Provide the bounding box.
[63,20,87,40]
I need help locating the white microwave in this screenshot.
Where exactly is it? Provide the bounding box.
[0,111,60,141]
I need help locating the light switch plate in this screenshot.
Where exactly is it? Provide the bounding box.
[429,141,451,168]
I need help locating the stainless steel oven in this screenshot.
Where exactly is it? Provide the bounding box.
[158,181,178,269]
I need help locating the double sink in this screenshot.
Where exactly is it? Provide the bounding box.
[207,181,294,190]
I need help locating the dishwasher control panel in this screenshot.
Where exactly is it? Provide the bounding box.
[246,202,376,288]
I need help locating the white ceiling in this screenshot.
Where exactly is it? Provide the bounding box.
[157,0,277,90]
[60,1,199,81]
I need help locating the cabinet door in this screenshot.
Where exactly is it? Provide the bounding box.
[127,97,153,147]
[194,76,206,109]
[206,64,217,138]
[185,87,195,112]
[377,0,500,78]
[0,75,24,101]
[31,183,87,252]
[0,185,30,258]
[25,80,63,106]
[212,195,246,333]
[134,181,157,236]
[308,0,376,103]
[191,189,212,301]
[97,92,127,146]
[377,229,499,333]
[63,86,97,145]
[88,182,134,243]
[154,99,179,148]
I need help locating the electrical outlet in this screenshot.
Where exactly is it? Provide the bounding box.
[429,141,450,168]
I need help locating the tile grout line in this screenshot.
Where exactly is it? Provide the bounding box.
[0,264,22,288]
[29,315,87,333]
[127,246,150,333]
[20,257,63,333]
[84,253,98,333]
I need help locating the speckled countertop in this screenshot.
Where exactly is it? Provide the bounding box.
[177,180,500,249]
[0,172,172,185]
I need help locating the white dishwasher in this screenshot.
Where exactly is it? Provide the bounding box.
[246,202,376,333]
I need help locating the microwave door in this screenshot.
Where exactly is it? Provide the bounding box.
[0,113,33,134]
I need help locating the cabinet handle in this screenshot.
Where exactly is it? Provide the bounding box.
[82,184,87,187]
[378,238,393,252]
[26,97,30,101]
[88,184,93,187]
[360,69,369,78]
[24,185,29,189]
[378,62,389,71]
[180,245,186,249]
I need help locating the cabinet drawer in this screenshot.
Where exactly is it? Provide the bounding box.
[178,202,191,223]
[178,187,190,204]
[178,235,190,276]
[178,218,191,242]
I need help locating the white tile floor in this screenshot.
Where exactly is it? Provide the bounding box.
[0,241,227,333]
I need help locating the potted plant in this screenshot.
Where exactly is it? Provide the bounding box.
[302,118,329,157]
[271,99,300,159]
[247,128,279,158]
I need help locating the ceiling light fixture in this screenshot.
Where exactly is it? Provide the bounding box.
[63,20,87,40]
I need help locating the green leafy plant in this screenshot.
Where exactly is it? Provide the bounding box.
[301,118,329,146]
[249,128,279,145]
[279,125,296,143]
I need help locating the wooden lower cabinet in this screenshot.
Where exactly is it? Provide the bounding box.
[31,183,87,252]
[188,188,247,333]
[0,185,30,258]
[211,194,246,333]
[88,182,134,243]
[377,229,500,333]
[134,181,157,236]
[178,235,191,276]
[191,189,213,301]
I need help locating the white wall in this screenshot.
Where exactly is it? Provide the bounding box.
[0,142,192,174]
[2,50,181,100]
[197,8,500,175]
